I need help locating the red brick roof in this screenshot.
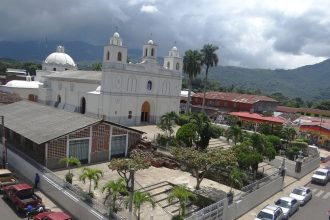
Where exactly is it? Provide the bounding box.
[192,92,277,104]
[276,106,330,117]
[229,112,286,124]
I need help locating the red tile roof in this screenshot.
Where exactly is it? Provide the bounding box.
[192,92,277,104]
[229,112,286,124]
[300,122,330,131]
[276,106,330,117]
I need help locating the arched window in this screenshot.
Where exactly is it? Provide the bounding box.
[167,62,170,69]
[106,51,110,60]
[53,68,56,71]
[151,48,154,57]
[176,63,180,70]
[57,95,61,103]
[145,48,148,56]
[117,52,122,61]
[80,97,86,114]
[147,81,152,90]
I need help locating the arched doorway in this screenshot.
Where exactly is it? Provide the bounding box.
[141,101,150,122]
[80,97,86,114]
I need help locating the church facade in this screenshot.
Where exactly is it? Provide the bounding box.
[38,32,183,126]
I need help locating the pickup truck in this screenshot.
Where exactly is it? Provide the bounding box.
[34,212,73,220]
[0,169,19,191]
[3,183,42,212]
[311,168,330,185]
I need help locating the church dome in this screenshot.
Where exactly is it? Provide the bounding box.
[113,32,120,38]
[172,46,178,51]
[5,80,43,89]
[147,40,154,45]
[45,46,76,67]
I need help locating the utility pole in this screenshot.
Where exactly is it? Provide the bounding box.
[1,116,6,168]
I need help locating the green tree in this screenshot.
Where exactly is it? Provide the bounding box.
[200,44,219,111]
[229,167,247,191]
[168,185,197,218]
[171,147,236,189]
[108,154,150,190]
[176,122,198,148]
[79,167,103,195]
[281,126,296,147]
[158,111,179,137]
[226,125,242,145]
[315,100,330,110]
[102,178,128,213]
[183,50,202,113]
[132,191,155,220]
[59,156,81,183]
[91,62,102,71]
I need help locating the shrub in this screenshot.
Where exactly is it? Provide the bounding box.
[177,114,190,126]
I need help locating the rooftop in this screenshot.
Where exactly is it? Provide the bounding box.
[0,100,100,144]
[229,112,286,124]
[276,106,330,117]
[45,70,102,83]
[193,92,277,104]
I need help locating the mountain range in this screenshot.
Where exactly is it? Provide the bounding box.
[0,41,329,101]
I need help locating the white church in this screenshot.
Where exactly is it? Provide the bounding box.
[1,32,183,126]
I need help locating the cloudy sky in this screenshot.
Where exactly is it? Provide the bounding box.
[1,0,330,69]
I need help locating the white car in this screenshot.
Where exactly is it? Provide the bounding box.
[255,204,284,220]
[289,187,312,206]
[274,197,299,219]
[311,168,330,185]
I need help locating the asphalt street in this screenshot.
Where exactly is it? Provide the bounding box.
[290,181,330,220]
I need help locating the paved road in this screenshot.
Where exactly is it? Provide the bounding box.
[290,182,330,220]
[0,196,25,220]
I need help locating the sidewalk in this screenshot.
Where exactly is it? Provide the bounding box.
[238,160,330,220]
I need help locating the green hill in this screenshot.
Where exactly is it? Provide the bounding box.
[207,59,330,101]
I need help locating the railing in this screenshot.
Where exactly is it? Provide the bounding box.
[5,143,125,220]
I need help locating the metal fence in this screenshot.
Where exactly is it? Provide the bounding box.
[6,143,125,220]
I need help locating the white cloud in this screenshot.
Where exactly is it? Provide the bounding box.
[140,4,158,13]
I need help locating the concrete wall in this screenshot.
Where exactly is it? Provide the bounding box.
[3,146,108,220]
[225,176,283,220]
[267,156,320,179]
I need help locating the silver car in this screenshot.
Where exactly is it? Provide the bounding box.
[275,197,299,219]
[289,187,312,206]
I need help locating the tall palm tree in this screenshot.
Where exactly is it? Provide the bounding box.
[102,178,127,213]
[132,191,155,220]
[168,185,197,218]
[226,125,242,145]
[229,167,247,192]
[79,167,103,195]
[183,50,202,113]
[200,44,219,112]
[281,126,296,148]
[158,111,179,137]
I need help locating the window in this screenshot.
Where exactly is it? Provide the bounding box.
[147,81,152,90]
[145,48,148,56]
[57,95,61,103]
[80,97,86,114]
[128,111,132,119]
[53,67,56,71]
[106,51,110,60]
[151,48,154,57]
[167,62,170,69]
[176,62,180,70]
[117,52,122,61]
[111,135,127,156]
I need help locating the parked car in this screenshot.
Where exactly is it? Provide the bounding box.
[34,212,73,220]
[0,169,19,192]
[274,197,299,219]
[311,168,330,185]
[255,204,284,220]
[289,187,312,206]
[3,183,42,212]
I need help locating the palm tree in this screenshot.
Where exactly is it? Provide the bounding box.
[79,167,103,195]
[132,191,155,220]
[281,126,296,148]
[102,178,127,213]
[59,156,81,183]
[200,44,219,112]
[168,185,197,218]
[226,125,242,145]
[183,50,202,113]
[229,167,247,192]
[158,111,179,137]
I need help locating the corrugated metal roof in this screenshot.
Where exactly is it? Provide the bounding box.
[0,100,100,144]
[192,92,277,104]
[229,112,285,124]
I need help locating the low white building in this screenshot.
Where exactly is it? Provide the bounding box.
[36,32,183,126]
